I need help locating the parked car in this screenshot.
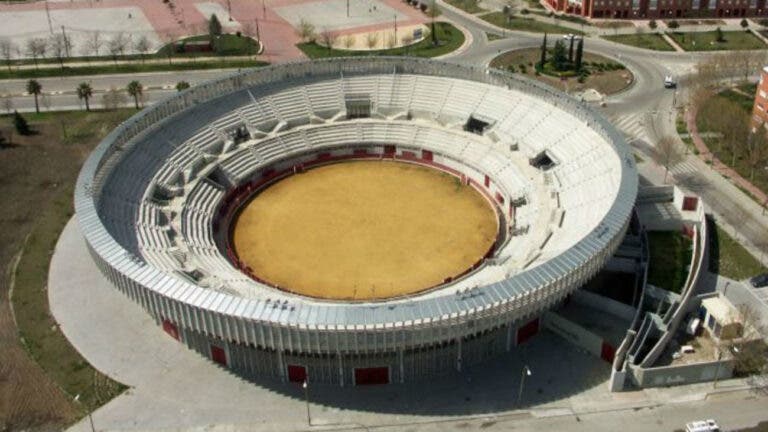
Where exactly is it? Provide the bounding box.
[749,273,768,288]
[685,419,720,432]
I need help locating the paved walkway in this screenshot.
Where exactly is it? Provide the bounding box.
[50,218,764,432]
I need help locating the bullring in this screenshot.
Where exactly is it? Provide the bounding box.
[76,57,638,385]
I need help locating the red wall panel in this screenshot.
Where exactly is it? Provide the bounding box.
[516,318,540,345]
[210,345,227,366]
[354,367,390,385]
[287,365,308,383]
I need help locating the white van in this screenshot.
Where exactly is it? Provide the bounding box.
[664,75,677,89]
[685,419,720,432]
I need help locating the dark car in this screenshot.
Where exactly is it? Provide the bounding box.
[749,273,768,288]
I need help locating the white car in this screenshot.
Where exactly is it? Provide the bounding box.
[685,419,720,432]
[664,75,677,88]
[563,34,582,41]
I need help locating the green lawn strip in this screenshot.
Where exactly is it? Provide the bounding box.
[13,182,127,415]
[480,12,584,34]
[297,22,464,59]
[709,224,767,280]
[668,30,766,51]
[443,0,486,14]
[602,33,675,51]
[155,34,260,58]
[0,59,267,80]
[647,231,693,294]
[10,110,134,419]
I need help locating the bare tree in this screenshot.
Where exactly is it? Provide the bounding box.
[0,38,14,72]
[385,33,396,49]
[161,32,176,65]
[49,33,69,69]
[654,136,685,183]
[319,28,337,53]
[102,87,127,111]
[107,32,129,64]
[401,34,414,53]
[719,99,750,166]
[84,31,102,57]
[0,89,12,113]
[731,304,768,394]
[365,32,379,50]
[343,34,356,50]
[297,18,316,43]
[745,130,768,181]
[731,50,756,83]
[134,35,152,63]
[25,37,48,69]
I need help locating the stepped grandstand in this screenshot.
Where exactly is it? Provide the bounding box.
[76,58,638,385]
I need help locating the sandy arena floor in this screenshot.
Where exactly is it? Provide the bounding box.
[232,161,498,300]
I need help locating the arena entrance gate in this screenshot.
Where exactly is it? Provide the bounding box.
[210,344,228,366]
[354,367,390,385]
[287,365,308,383]
[516,318,540,345]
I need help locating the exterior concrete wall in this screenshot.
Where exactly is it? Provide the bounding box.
[573,289,636,322]
[543,311,605,359]
[178,318,525,385]
[627,359,733,388]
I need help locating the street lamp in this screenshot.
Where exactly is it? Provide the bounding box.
[302,380,311,426]
[517,365,532,405]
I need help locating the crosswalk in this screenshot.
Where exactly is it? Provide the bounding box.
[605,112,649,143]
[604,111,700,177]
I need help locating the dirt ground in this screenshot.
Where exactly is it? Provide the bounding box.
[233,161,498,300]
[490,48,634,96]
[0,110,131,431]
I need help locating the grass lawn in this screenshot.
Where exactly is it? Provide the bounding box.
[603,33,675,51]
[2,110,134,427]
[647,230,693,294]
[156,34,260,58]
[480,12,584,34]
[695,88,768,197]
[0,59,267,80]
[490,48,633,95]
[669,30,766,51]
[709,223,767,280]
[297,22,464,59]
[443,0,486,13]
[737,81,758,96]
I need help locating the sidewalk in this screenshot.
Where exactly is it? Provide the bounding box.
[49,218,762,432]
